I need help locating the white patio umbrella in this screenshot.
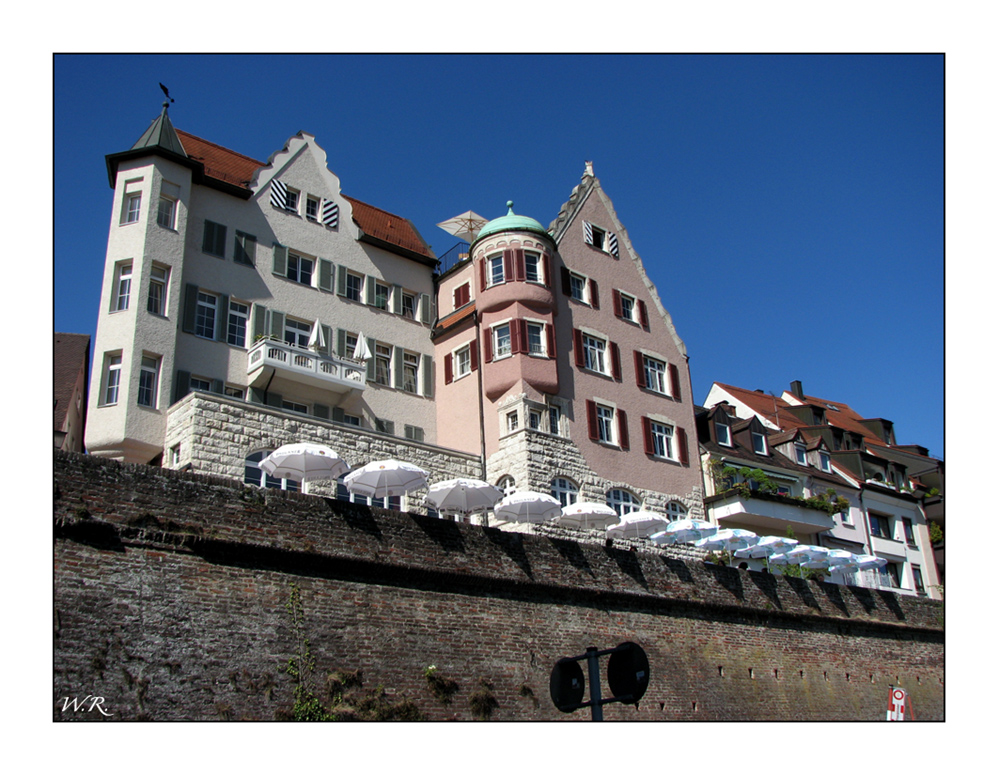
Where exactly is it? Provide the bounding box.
[352,333,372,361]
[852,554,888,570]
[436,210,489,243]
[734,534,799,572]
[650,519,716,546]
[555,501,619,531]
[606,510,670,540]
[259,443,349,494]
[344,459,429,500]
[695,528,759,561]
[307,320,325,351]
[784,545,830,567]
[425,478,503,517]
[493,491,562,525]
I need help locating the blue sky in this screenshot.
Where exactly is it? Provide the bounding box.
[53,53,944,458]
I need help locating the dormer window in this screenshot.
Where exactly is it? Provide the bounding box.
[716,421,732,447]
[794,443,807,465]
[819,451,831,472]
[752,431,768,455]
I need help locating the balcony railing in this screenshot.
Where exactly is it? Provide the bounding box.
[247,338,366,393]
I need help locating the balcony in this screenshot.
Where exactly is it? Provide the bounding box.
[247,338,366,394]
[706,489,836,535]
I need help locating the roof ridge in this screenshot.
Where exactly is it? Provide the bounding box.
[175,129,265,166]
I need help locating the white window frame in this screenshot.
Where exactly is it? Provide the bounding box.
[569,272,586,302]
[401,291,417,320]
[819,451,831,472]
[224,385,245,400]
[596,404,615,444]
[374,343,392,386]
[497,475,517,497]
[194,292,218,340]
[123,192,142,224]
[505,410,519,434]
[190,376,213,393]
[619,291,635,322]
[345,272,363,302]
[526,322,545,356]
[589,224,607,251]
[227,300,249,348]
[583,334,607,374]
[284,318,311,349]
[137,355,160,408]
[101,354,122,406]
[716,421,732,447]
[284,187,300,214]
[548,405,563,436]
[752,431,768,455]
[665,501,688,521]
[403,351,420,394]
[488,254,505,286]
[650,420,675,460]
[643,355,667,394]
[525,252,542,283]
[147,264,169,316]
[282,399,309,415]
[156,194,176,229]
[551,477,579,507]
[607,488,640,516]
[494,323,512,359]
[794,443,807,465]
[286,252,314,286]
[305,195,320,221]
[245,450,300,491]
[454,345,472,379]
[112,262,132,312]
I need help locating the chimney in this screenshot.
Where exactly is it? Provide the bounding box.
[790,380,804,400]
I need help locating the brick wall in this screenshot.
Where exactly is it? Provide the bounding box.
[53,451,943,721]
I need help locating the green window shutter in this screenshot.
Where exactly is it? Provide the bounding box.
[272,243,288,276]
[265,392,283,408]
[365,275,377,306]
[393,347,404,390]
[420,293,432,325]
[320,324,333,356]
[249,387,264,404]
[332,407,345,424]
[173,370,191,402]
[318,258,334,292]
[182,284,198,334]
[392,284,403,314]
[252,304,267,342]
[336,265,348,296]
[269,310,285,341]
[217,295,229,342]
[337,329,347,358]
[211,378,224,394]
[313,403,330,420]
[422,354,433,397]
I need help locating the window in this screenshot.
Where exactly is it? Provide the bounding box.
[869,512,892,539]
[372,281,389,310]
[345,273,362,302]
[506,410,519,433]
[224,385,245,400]
[189,376,213,393]
[643,356,667,394]
[794,443,807,465]
[665,501,688,521]
[336,476,398,509]
[227,301,249,348]
[596,404,614,443]
[234,231,257,266]
[374,343,392,386]
[528,409,542,430]
[343,414,362,427]
[776,485,792,496]
[404,425,425,443]
[137,355,160,408]
[203,220,226,257]
[526,322,545,356]
[123,192,142,224]
[454,345,472,379]
[494,324,512,359]
[752,432,768,455]
[112,263,132,311]
[649,420,675,460]
[245,450,300,492]
[156,195,175,229]
[583,334,606,374]
[589,224,606,250]
[548,405,562,436]
[195,292,218,339]
[488,254,505,286]
[715,421,732,447]
[524,252,541,283]
[401,292,416,320]
[282,400,309,415]
[403,351,420,393]
[902,518,917,547]
[284,318,311,349]
[884,562,901,588]
[305,196,320,221]
[286,252,314,286]
[101,354,122,405]
[569,272,586,302]
[618,292,635,322]
[285,188,300,213]
[147,265,169,315]
[912,565,925,594]
[819,452,831,472]
[551,477,578,507]
[497,476,516,497]
[607,489,640,516]
[170,445,180,466]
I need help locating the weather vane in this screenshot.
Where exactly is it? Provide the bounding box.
[159,83,175,106]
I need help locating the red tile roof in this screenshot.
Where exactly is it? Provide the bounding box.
[174,130,434,261]
[54,333,90,431]
[436,302,477,333]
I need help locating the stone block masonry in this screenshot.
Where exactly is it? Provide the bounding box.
[53,451,943,721]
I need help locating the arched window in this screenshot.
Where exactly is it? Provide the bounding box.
[665,501,688,521]
[607,488,640,516]
[551,477,579,507]
[497,475,517,497]
[335,475,400,511]
[244,450,300,492]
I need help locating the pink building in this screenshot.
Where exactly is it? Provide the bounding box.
[434,166,704,520]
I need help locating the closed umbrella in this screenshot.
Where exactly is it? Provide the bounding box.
[259,443,349,493]
[651,519,716,546]
[493,491,562,525]
[426,478,503,518]
[606,510,670,540]
[344,459,429,500]
[555,501,619,531]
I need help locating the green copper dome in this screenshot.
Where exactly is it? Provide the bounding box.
[473,201,550,244]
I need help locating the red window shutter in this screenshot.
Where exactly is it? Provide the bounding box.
[618,409,630,450]
[573,328,585,368]
[642,416,655,456]
[546,323,556,359]
[612,288,622,318]
[560,266,572,295]
[610,341,622,381]
[634,350,646,388]
[483,327,493,363]
[586,400,598,441]
[589,279,600,309]
[638,299,650,331]
[669,363,681,400]
[504,250,515,283]
[444,353,453,384]
[543,254,552,288]
[511,318,527,354]
[678,426,690,466]
[514,249,526,282]
[469,340,478,371]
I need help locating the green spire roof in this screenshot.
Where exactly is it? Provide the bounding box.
[474,201,549,243]
[131,102,187,158]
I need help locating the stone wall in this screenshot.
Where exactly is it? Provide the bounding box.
[53,451,943,721]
